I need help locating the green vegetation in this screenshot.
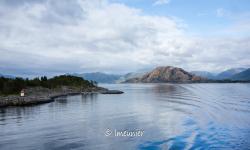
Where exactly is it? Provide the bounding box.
[0,75,97,95]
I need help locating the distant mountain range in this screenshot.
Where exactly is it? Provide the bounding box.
[231,68,250,80]
[190,71,216,79]
[116,72,145,83]
[191,68,249,80]
[69,71,147,83]
[70,72,122,83]
[216,68,247,79]
[4,66,249,84]
[68,67,250,83]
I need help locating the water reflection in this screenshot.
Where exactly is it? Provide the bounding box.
[80,93,98,104]
[0,84,250,149]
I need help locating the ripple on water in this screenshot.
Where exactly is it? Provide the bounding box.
[1,83,250,150]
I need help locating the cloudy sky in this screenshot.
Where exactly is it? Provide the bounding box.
[0,0,250,77]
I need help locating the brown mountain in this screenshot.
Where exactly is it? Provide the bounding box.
[125,66,206,83]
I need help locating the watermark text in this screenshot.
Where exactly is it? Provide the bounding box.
[105,128,144,137]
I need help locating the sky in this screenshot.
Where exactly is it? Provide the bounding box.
[0,0,250,77]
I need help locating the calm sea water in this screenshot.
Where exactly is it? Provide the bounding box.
[1,83,250,150]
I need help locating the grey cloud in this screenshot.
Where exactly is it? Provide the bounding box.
[0,0,249,76]
[0,49,85,77]
[0,0,45,7]
[41,0,85,25]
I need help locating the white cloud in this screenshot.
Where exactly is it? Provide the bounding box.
[0,0,249,76]
[153,0,170,6]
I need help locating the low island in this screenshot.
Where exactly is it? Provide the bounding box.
[0,75,123,107]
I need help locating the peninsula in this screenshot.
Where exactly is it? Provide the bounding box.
[0,75,123,107]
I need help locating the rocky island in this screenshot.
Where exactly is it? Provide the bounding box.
[124,66,207,83]
[124,66,250,83]
[0,75,123,107]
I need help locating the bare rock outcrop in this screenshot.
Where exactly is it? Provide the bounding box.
[125,66,206,83]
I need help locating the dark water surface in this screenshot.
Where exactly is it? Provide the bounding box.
[1,83,250,150]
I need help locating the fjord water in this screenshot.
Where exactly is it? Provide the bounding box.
[1,84,250,150]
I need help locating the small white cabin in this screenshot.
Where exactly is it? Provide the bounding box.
[20,89,25,97]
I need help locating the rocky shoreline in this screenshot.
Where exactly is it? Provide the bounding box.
[0,86,123,108]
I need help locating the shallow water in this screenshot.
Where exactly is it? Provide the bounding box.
[1,83,250,150]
